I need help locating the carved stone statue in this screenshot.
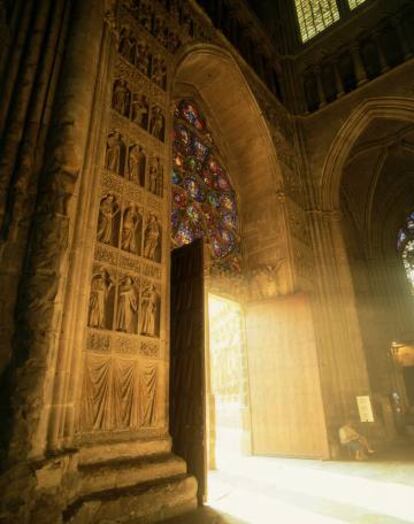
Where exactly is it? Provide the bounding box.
[115,276,138,333]
[136,43,150,76]
[121,205,141,255]
[112,80,130,116]
[149,107,164,141]
[148,157,163,196]
[143,214,161,261]
[140,2,152,31]
[97,193,120,245]
[140,284,159,337]
[106,131,124,174]
[119,28,136,64]
[88,269,113,329]
[128,145,146,186]
[151,57,167,89]
[131,94,149,129]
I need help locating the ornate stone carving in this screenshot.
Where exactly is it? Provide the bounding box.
[127,144,146,186]
[131,94,149,129]
[86,331,111,353]
[119,253,140,273]
[88,268,115,329]
[151,55,167,90]
[148,156,163,197]
[97,193,121,246]
[142,262,162,281]
[106,131,126,176]
[149,106,165,142]
[121,204,142,255]
[139,281,160,338]
[143,214,161,262]
[140,341,159,358]
[115,335,139,355]
[95,244,118,267]
[115,275,139,334]
[112,79,131,117]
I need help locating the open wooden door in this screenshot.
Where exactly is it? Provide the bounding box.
[170,239,206,503]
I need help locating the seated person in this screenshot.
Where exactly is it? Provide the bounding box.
[338,420,375,460]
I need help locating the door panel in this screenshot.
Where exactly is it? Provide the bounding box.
[170,240,206,502]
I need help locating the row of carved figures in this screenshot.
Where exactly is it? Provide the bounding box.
[106,131,163,197]
[119,29,168,90]
[126,0,187,53]
[98,195,162,263]
[113,80,166,142]
[89,268,161,337]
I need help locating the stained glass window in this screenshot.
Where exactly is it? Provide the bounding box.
[172,100,241,272]
[348,0,367,10]
[397,211,414,295]
[295,0,340,43]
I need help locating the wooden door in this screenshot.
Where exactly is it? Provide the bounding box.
[170,240,206,503]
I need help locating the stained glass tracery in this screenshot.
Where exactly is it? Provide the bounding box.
[397,211,414,295]
[171,100,241,271]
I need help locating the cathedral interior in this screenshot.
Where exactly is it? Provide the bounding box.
[1,0,414,522]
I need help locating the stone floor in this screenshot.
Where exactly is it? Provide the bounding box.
[163,443,414,524]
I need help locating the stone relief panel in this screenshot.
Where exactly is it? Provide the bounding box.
[80,355,162,432]
[81,0,172,437]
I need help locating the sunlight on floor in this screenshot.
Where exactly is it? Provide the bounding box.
[207,456,414,523]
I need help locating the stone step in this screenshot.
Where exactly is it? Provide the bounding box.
[66,473,198,524]
[79,452,188,497]
[78,436,172,467]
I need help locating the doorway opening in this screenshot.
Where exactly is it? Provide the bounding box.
[206,293,250,471]
[170,241,251,504]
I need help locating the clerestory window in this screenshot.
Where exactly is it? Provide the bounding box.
[295,0,340,43]
[295,0,369,43]
[348,0,367,10]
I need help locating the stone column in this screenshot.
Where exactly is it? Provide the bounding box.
[6,0,105,464]
[315,67,327,108]
[307,208,372,453]
[372,30,390,73]
[350,43,368,86]
[391,16,412,60]
[333,61,345,98]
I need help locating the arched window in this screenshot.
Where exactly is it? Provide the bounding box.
[348,0,367,10]
[294,0,340,43]
[397,212,414,294]
[171,100,241,271]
